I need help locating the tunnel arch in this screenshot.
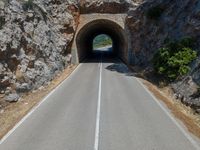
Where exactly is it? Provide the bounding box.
[75,19,128,62]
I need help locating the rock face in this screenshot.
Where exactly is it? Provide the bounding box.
[79,0,132,14]
[0,0,79,100]
[126,0,200,66]
[125,0,200,112]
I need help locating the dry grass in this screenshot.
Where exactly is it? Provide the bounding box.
[141,78,200,139]
[0,65,77,140]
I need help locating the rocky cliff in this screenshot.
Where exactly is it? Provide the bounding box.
[79,0,132,14]
[0,0,79,101]
[126,0,200,112]
[126,0,200,66]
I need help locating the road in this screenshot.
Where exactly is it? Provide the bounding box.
[0,47,200,150]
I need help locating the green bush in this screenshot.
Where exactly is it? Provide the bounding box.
[153,37,197,80]
[146,5,164,20]
[22,0,34,11]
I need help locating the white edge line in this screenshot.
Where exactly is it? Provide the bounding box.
[0,63,82,145]
[94,56,102,150]
[135,78,200,150]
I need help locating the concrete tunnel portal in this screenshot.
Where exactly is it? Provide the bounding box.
[71,14,128,64]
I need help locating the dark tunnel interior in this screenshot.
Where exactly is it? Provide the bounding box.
[76,19,128,62]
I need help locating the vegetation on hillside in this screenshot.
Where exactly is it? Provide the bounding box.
[153,37,197,81]
[93,34,112,48]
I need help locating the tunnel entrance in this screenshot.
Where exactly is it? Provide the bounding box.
[74,19,128,63]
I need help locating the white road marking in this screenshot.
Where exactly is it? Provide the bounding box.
[135,78,200,150]
[94,54,102,150]
[0,64,82,145]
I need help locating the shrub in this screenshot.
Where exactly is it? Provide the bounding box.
[146,5,164,20]
[22,0,34,11]
[153,37,197,81]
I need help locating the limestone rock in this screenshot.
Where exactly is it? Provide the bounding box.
[126,0,200,66]
[5,93,20,102]
[0,0,79,97]
[79,0,132,14]
[16,83,32,93]
[125,0,200,112]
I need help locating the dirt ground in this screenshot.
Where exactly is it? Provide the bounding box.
[0,65,77,140]
[141,78,200,139]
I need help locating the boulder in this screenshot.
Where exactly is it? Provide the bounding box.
[16,83,32,93]
[5,93,20,102]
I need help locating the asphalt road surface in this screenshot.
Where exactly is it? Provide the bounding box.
[0,47,200,150]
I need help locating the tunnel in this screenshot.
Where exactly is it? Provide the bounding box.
[75,19,128,62]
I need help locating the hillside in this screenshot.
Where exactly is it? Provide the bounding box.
[93,34,112,48]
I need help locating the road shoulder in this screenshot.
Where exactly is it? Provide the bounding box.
[139,78,200,140]
[0,65,77,140]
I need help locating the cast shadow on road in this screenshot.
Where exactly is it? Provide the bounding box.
[105,63,136,77]
[82,48,117,63]
[82,49,138,77]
